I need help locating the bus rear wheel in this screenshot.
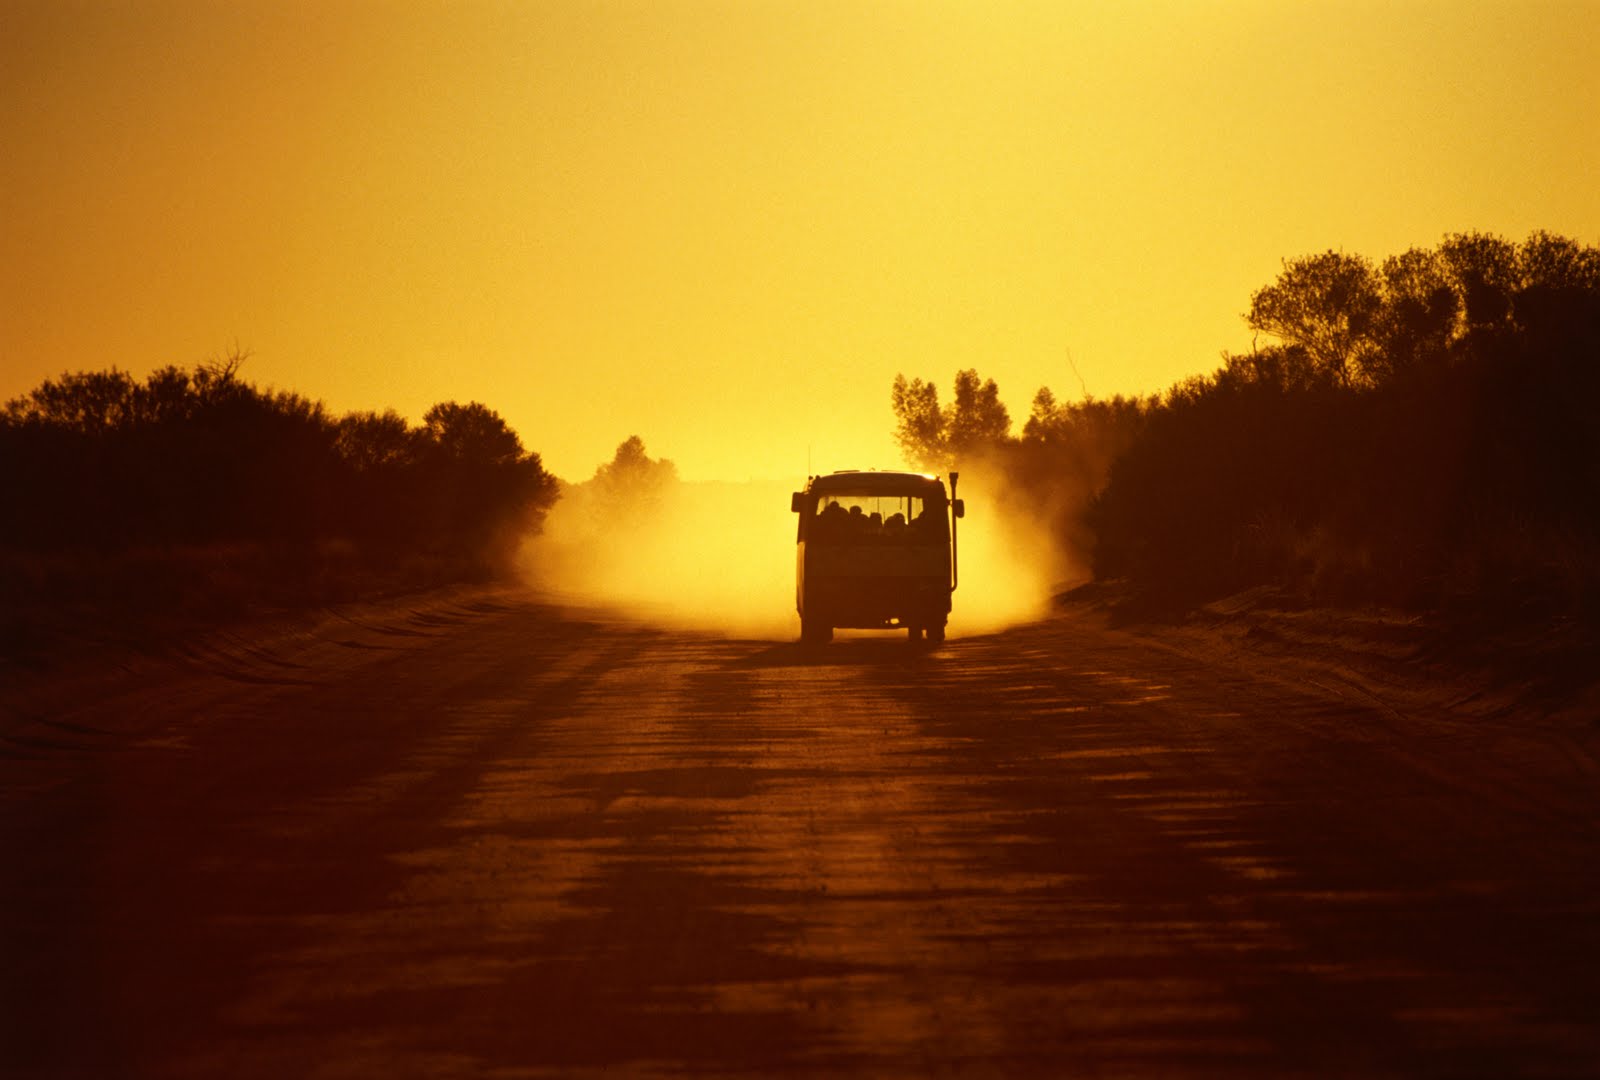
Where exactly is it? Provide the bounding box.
[800,618,832,646]
[907,625,923,643]
[926,623,946,645]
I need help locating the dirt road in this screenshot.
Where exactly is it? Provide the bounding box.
[4,589,1599,1077]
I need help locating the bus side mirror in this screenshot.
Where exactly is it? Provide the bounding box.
[952,499,965,519]
[790,492,804,513]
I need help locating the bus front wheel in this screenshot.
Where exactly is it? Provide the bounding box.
[926,623,946,645]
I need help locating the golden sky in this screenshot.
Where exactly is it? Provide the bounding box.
[4,0,1597,481]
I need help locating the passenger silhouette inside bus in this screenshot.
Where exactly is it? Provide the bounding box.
[810,495,943,544]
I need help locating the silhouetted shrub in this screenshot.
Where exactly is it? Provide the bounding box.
[1090,231,1600,616]
[0,359,559,613]
[894,232,1600,620]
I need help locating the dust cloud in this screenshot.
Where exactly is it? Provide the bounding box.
[520,469,1077,641]
[521,479,799,639]
[949,460,1085,633]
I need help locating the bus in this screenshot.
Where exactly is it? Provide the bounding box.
[790,470,964,645]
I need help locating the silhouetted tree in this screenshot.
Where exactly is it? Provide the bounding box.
[136,365,199,423]
[4,369,140,433]
[1374,247,1458,374]
[890,375,944,468]
[419,401,524,466]
[1020,386,1065,442]
[412,400,557,564]
[1518,230,1600,293]
[1439,230,1519,331]
[946,369,1011,459]
[1247,250,1383,387]
[336,409,415,472]
[889,368,1010,468]
[1213,344,1325,392]
[589,435,678,514]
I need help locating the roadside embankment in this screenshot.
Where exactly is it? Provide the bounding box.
[1059,581,1600,727]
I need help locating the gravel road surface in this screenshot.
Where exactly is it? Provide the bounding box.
[4,589,1598,1077]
